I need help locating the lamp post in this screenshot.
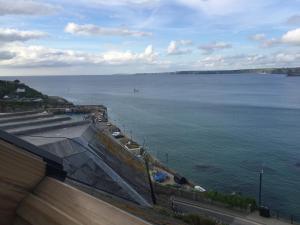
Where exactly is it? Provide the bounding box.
[259,169,263,207]
[144,153,156,205]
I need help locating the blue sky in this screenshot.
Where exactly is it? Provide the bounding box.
[0,0,300,75]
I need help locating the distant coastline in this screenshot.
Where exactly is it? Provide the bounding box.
[134,67,300,76]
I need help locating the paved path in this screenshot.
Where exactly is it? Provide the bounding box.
[173,198,294,225]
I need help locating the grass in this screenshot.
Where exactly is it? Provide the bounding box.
[155,206,218,225]
[174,214,217,225]
[205,191,257,211]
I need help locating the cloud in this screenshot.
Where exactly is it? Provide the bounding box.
[0,0,59,16]
[194,51,300,70]
[251,33,266,41]
[65,22,152,37]
[199,42,232,54]
[0,28,47,43]
[286,15,300,25]
[0,43,160,67]
[252,28,300,47]
[81,0,159,6]
[0,51,16,60]
[175,0,262,16]
[251,33,281,47]
[101,45,158,64]
[282,28,300,45]
[167,40,193,55]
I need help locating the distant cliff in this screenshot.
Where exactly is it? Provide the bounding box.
[0,79,73,112]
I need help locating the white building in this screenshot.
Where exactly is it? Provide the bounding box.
[16,88,26,93]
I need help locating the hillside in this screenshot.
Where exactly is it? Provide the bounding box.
[135,67,300,76]
[0,80,45,99]
[0,80,73,112]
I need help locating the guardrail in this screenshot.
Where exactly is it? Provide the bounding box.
[269,209,299,224]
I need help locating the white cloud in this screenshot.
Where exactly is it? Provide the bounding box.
[0,43,160,67]
[252,28,300,47]
[251,33,280,48]
[80,0,159,6]
[101,45,157,64]
[194,51,300,70]
[199,42,232,54]
[65,22,152,37]
[282,28,300,45]
[0,0,58,16]
[176,0,260,15]
[0,28,47,43]
[167,40,193,55]
[251,33,266,41]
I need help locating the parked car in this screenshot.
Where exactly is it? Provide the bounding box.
[174,174,188,185]
[112,131,123,138]
[112,131,120,136]
[194,185,206,192]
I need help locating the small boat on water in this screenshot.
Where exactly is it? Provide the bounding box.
[133,88,139,93]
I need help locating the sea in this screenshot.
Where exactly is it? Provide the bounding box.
[4,73,300,220]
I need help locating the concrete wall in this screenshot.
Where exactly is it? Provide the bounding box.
[82,126,153,205]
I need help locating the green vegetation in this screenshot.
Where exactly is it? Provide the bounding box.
[155,206,218,225]
[0,79,72,112]
[205,191,257,211]
[0,79,45,99]
[174,214,217,225]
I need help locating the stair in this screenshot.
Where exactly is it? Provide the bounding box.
[7,120,90,136]
[0,113,53,124]
[0,110,44,119]
[0,116,71,130]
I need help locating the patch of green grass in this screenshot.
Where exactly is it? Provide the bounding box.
[204,191,257,211]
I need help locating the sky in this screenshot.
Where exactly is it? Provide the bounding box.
[0,0,300,75]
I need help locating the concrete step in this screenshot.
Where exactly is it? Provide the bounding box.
[0,116,71,130]
[0,110,44,119]
[8,120,90,136]
[0,113,54,124]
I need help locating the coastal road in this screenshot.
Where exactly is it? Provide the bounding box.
[172,198,292,225]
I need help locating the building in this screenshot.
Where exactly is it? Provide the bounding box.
[0,128,151,225]
[16,88,26,93]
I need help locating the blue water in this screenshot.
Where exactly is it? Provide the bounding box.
[4,74,300,219]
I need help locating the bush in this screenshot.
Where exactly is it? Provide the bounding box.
[205,191,257,211]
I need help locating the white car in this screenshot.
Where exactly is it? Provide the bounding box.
[112,131,121,137]
[194,185,206,192]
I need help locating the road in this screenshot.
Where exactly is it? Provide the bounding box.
[172,198,293,225]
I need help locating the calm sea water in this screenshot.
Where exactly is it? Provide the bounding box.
[5,74,300,219]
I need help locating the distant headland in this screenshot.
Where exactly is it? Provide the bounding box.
[134,67,300,76]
